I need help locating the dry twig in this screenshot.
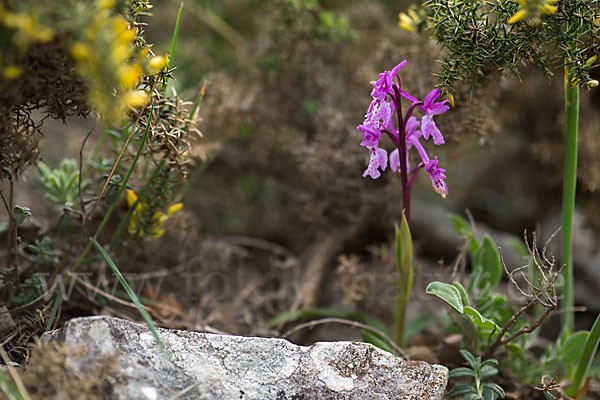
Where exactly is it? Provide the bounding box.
[485,229,563,358]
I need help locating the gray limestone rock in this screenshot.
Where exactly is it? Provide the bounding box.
[41,316,448,399]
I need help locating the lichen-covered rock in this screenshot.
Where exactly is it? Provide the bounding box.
[42,316,448,399]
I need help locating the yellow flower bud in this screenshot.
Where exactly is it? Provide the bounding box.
[99,0,114,10]
[589,80,599,87]
[124,90,149,108]
[147,54,169,74]
[137,46,150,61]
[508,9,527,24]
[152,211,164,221]
[586,55,597,66]
[3,65,22,80]
[34,27,53,42]
[540,4,557,14]
[118,64,143,89]
[398,13,415,32]
[151,228,165,239]
[126,189,138,207]
[71,42,90,61]
[111,43,131,64]
[113,17,136,44]
[3,13,26,30]
[447,93,455,108]
[167,203,183,215]
[408,8,419,21]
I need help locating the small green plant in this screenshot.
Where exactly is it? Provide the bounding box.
[426,214,520,355]
[427,215,563,371]
[27,237,59,267]
[38,159,87,216]
[448,350,505,400]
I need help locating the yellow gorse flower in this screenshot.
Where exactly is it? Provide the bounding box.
[147,54,169,74]
[398,6,424,32]
[119,64,144,89]
[69,0,152,122]
[126,189,183,240]
[399,13,416,32]
[123,90,149,108]
[508,0,557,24]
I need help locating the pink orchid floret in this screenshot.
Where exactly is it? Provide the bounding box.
[425,157,448,198]
[401,88,449,145]
[420,89,449,145]
[370,60,407,99]
[362,98,393,131]
[358,124,382,147]
[363,146,388,179]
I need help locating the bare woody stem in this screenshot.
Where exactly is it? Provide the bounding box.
[0,188,18,294]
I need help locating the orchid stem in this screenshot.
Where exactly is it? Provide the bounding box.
[393,85,410,223]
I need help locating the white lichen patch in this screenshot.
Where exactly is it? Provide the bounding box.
[84,319,115,354]
[310,343,355,392]
[221,336,301,385]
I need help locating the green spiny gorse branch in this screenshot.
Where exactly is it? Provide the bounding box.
[406,0,600,91]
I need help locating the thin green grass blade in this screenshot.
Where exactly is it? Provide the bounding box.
[168,3,184,71]
[90,237,165,351]
[560,67,579,335]
[566,314,600,397]
[44,290,63,332]
[78,256,103,266]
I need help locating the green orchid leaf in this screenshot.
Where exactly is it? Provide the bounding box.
[394,211,414,345]
[560,331,589,364]
[472,235,503,290]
